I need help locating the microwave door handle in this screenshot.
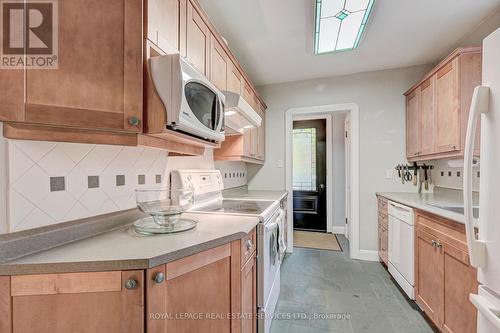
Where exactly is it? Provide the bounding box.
[463,85,489,268]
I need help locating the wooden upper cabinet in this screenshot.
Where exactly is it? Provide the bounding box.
[0,69,23,122]
[146,0,181,53]
[435,59,460,153]
[257,106,265,160]
[227,60,243,94]
[241,79,255,106]
[406,87,420,158]
[419,77,435,155]
[1,271,144,333]
[210,34,228,91]
[183,0,210,77]
[23,0,143,133]
[405,47,481,161]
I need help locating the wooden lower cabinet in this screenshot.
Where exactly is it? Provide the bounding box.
[240,256,257,333]
[377,196,388,265]
[0,271,144,333]
[415,211,478,333]
[146,232,257,333]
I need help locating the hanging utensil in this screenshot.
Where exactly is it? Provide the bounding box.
[413,162,418,186]
[424,164,429,190]
[418,168,423,193]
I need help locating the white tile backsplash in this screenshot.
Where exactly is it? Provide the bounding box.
[215,161,248,189]
[2,137,249,233]
[7,140,169,232]
[431,159,480,191]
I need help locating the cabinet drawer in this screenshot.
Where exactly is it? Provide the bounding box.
[241,228,256,266]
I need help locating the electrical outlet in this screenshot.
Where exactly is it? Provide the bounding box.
[277,159,284,168]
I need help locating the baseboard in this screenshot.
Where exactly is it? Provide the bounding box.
[354,250,380,262]
[330,226,345,234]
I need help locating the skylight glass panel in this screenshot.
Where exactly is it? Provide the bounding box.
[314,0,375,54]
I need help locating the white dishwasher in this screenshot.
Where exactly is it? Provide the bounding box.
[388,201,415,300]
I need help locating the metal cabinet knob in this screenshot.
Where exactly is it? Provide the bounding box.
[154,272,165,284]
[128,116,141,127]
[125,279,138,290]
[246,239,253,251]
[431,240,437,247]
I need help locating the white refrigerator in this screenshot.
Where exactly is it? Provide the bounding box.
[464,27,500,333]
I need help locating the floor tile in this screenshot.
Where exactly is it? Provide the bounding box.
[270,234,435,333]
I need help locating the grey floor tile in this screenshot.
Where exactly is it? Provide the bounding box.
[270,234,434,333]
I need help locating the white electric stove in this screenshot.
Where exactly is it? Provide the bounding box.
[171,169,285,333]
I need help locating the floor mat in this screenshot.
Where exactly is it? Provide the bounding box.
[293,230,342,251]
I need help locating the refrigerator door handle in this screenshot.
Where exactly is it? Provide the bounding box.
[470,293,500,331]
[464,85,490,268]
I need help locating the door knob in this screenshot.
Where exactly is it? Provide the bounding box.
[319,184,325,190]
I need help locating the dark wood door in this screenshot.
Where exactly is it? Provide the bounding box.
[292,119,327,231]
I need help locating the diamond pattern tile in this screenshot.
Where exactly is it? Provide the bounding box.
[7,141,173,232]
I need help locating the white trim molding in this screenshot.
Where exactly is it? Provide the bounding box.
[331,226,345,234]
[357,250,380,262]
[285,103,361,260]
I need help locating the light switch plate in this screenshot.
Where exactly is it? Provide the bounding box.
[386,169,393,179]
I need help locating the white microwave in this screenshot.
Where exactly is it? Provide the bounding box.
[149,54,225,142]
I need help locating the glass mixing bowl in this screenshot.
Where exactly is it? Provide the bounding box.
[135,188,193,226]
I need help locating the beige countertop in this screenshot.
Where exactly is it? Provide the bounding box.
[377,188,479,225]
[0,213,259,276]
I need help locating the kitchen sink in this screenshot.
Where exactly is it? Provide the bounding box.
[428,204,479,218]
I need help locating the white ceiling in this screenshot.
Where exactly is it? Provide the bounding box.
[198,0,500,86]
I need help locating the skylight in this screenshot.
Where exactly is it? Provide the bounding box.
[314,0,375,54]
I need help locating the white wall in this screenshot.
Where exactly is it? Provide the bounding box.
[332,113,346,229]
[248,65,432,252]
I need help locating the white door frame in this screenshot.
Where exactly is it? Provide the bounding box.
[285,103,360,259]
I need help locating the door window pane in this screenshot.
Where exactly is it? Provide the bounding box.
[293,128,317,191]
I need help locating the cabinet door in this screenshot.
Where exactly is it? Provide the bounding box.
[2,271,144,333]
[147,244,232,333]
[24,0,143,133]
[406,87,421,158]
[25,0,143,132]
[420,77,436,155]
[415,229,441,323]
[146,0,180,53]
[210,34,228,91]
[243,128,253,157]
[435,59,460,153]
[440,242,478,333]
[0,70,24,122]
[241,256,257,333]
[184,0,210,77]
[227,60,242,94]
[242,80,254,106]
[257,107,265,160]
